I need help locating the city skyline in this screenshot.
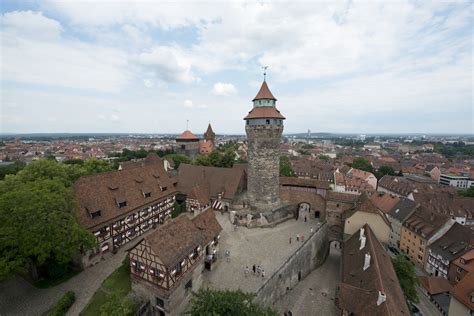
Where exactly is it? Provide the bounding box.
[1,1,472,134]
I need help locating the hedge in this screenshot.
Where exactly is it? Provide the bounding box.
[47,291,75,316]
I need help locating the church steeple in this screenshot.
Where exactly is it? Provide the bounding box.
[252,81,277,102]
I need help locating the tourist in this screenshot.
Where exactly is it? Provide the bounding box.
[301,234,304,242]
[311,227,314,234]
[289,237,292,244]
[304,216,307,222]
[262,269,265,278]
[245,266,249,277]
[257,265,261,276]
[296,233,300,242]
[253,264,256,274]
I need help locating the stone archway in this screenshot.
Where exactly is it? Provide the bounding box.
[280,189,327,221]
[297,202,311,221]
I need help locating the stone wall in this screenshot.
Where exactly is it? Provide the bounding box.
[279,189,326,220]
[254,221,329,307]
[246,125,283,211]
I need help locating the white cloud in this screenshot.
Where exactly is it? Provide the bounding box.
[132,46,196,84]
[143,79,153,88]
[183,99,193,108]
[110,114,120,121]
[212,82,237,96]
[1,11,62,40]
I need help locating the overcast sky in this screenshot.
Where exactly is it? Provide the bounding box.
[1,1,472,135]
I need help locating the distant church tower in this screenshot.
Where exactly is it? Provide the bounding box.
[203,123,215,147]
[244,79,285,211]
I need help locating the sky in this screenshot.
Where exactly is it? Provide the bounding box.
[0,0,472,135]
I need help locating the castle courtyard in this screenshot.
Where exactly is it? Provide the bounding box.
[203,211,340,315]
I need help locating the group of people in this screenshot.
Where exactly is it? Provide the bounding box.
[245,264,265,278]
[289,226,315,245]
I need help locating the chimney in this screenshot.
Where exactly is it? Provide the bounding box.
[359,227,365,240]
[360,236,367,250]
[363,253,371,270]
[377,291,387,306]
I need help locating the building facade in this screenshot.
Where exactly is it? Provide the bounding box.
[244,80,285,211]
[74,154,177,268]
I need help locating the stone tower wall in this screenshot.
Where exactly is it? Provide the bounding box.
[245,124,283,211]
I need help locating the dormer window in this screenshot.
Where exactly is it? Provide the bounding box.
[160,186,167,192]
[460,258,466,264]
[144,192,151,198]
[90,210,101,219]
[118,201,127,208]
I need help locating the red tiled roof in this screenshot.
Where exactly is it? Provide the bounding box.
[176,130,199,140]
[450,271,474,310]
[252,81,277,101]
[418,276,452,295]
[243,107,285,120]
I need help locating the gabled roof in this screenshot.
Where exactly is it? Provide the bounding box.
[188,182,211,205]
[370,193,401,214]
[338,224,410,315]
[252,81,277,101]
[450,271,474,310]
[144,214,206,268]
[429,223,473,262]
[243,107,286,120]
[418,276,452,295]
[176,164,246,201]
[191,209,223,245]
[74,154,177,230]
[387,198,417,222]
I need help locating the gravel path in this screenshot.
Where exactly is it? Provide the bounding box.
[0,238,140,316]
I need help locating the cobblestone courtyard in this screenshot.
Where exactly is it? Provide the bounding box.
[204,211,340,315]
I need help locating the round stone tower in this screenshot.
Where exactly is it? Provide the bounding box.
[244,80,285,211]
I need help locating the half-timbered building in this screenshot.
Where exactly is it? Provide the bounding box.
[74,154,178,267]
[130,210,222,316]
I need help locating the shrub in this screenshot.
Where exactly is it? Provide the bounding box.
[48,291,76,316]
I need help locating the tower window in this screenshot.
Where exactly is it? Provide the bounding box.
[266,120,270,125]
[247,120,249,125]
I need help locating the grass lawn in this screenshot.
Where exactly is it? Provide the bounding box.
[80,258,131,316]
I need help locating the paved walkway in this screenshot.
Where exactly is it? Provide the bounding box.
[0,237,140,316]
[274,247,340,316]
[204,211,321,294]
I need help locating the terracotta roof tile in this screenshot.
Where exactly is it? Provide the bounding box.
[418,276,452,295]
[74,154,177,230]
[191,209,223,245]
[450,271,474,310]
[243,107,286,120]
[338,224,410,315]
[176,130,199,140]
[252,81,277,101]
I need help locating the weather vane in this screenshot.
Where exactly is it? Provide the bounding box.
[262,66,268,81]
[186,119,189,130]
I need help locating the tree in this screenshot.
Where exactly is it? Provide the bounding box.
[0,160,96,281]
[82,158,114,174]
[375,165,396,179]
[459,186,474,197]
[349,157,374,173]
[164,154,192,168]
[187,289,277,316]
[279,156,295,177]
[194,150,236,168]
[392,255,419,303]
[99,294,133,316]
[318,154,330,161]
[0,160,25,180]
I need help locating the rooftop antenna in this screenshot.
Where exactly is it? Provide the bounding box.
[262,65,268,81]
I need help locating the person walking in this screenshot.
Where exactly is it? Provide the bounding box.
[310,227,314,234]
[289,237,292,244]
[257,265,261,276]
[245,266,249,277]
[252,264,256,274]
[262,269,265,278]
[301,234,305,242]
[304,216,307,223]
[296,233,300,242]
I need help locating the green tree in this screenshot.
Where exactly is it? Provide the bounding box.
[279,156,295,177]
[349,157,374,173]
[99,294,133,316]
[318,154,330,161]
[0,160,96,280]
[82,158,114,174]
[0,160,26,180]
[375,165,396,179]
[187,288,277,316]
[164,154,192,168]
[459,186,474,197]
[392,255,419,303]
